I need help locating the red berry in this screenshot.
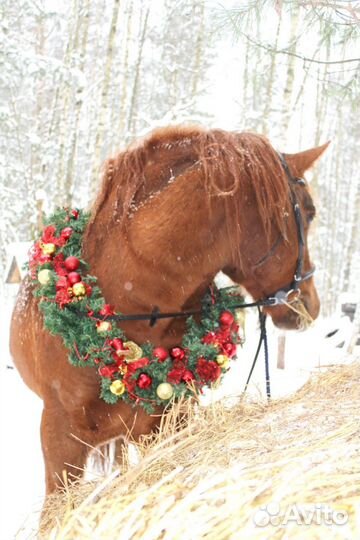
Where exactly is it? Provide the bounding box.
[64,256,80,271]
[137,373,152,389]
[153,347,168,362]
[56,276,68,290]
[68,271,81,285]
[182,370,195,382]
[202,332,217,345]
[61,227,73,240]
[39,255,51,264]
[219,311,234,327]
[170,347,185,360]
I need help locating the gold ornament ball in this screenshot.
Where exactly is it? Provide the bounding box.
[156,382,174,400]
[97,321,112,333]
[72,282,86,297]
[235,310,246,327]
[123,341,143,362]
[38,268,52,285]
[42,242,56,255]
[110,380,126,396]
[216,354,230,369]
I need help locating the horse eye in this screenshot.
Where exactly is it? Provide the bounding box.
[306,205,316,223]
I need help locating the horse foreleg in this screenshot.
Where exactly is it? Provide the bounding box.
[40,402,88,494]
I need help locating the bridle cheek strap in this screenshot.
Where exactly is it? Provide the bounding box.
[242,154,317,399]
[265,153,316,307]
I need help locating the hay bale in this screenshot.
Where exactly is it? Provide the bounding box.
[42,362,360,539]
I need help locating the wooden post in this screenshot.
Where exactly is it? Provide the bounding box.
[277,333,286,370]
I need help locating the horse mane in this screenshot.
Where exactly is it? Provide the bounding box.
[87,126,290,245]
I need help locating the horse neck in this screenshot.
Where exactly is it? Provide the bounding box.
[82,170,229,346]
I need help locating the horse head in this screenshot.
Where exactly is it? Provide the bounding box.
[219,134,329,330]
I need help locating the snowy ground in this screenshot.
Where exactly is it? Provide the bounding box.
[0,292,44,540]
[0,284,357,539]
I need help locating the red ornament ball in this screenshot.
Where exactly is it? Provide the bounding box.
[219,311,234,327]
[182,370,195,382]
[68,271,81,285]
[137,373,152,389]
[99,304,115,316]
[153,347,168,362]
[85,283,92,297]
[64,256,80,271]
[170,347,185,361]
[222,341,237,358]
[61,227,73,240]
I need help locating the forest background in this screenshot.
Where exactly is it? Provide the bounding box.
[1,0,359,329]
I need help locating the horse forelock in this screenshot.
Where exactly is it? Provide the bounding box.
[87,126,290,250]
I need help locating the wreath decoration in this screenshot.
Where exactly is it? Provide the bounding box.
[28,208,245,413]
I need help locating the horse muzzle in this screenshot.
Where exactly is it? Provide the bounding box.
[264,287,320,331]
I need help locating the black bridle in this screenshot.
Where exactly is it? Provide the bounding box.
[262,153,315,307]
[71,154,315,399]
[242,154,316,398]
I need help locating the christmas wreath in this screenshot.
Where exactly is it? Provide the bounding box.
[29,208,245,413]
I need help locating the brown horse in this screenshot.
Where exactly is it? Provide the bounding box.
[10,126,327,495]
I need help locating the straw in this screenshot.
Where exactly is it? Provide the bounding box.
[38,360,360,540]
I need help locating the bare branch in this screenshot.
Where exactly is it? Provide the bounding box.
[243,32,360,64]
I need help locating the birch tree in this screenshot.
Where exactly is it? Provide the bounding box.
[90,0,121,196]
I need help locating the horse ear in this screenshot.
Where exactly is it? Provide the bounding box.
[283,141,330,178]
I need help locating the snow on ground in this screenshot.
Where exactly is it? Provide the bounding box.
[0,284,357,539]
[0,291,44,540]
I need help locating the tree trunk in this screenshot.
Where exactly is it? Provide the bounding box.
[90,0,121,197]
[64,0,91,207]
[54,0,83,206]
[261,12,282,136]
[118,0,134,139]
[126,3,150,137]
[281,5,299,142]
[191,0,205,98]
